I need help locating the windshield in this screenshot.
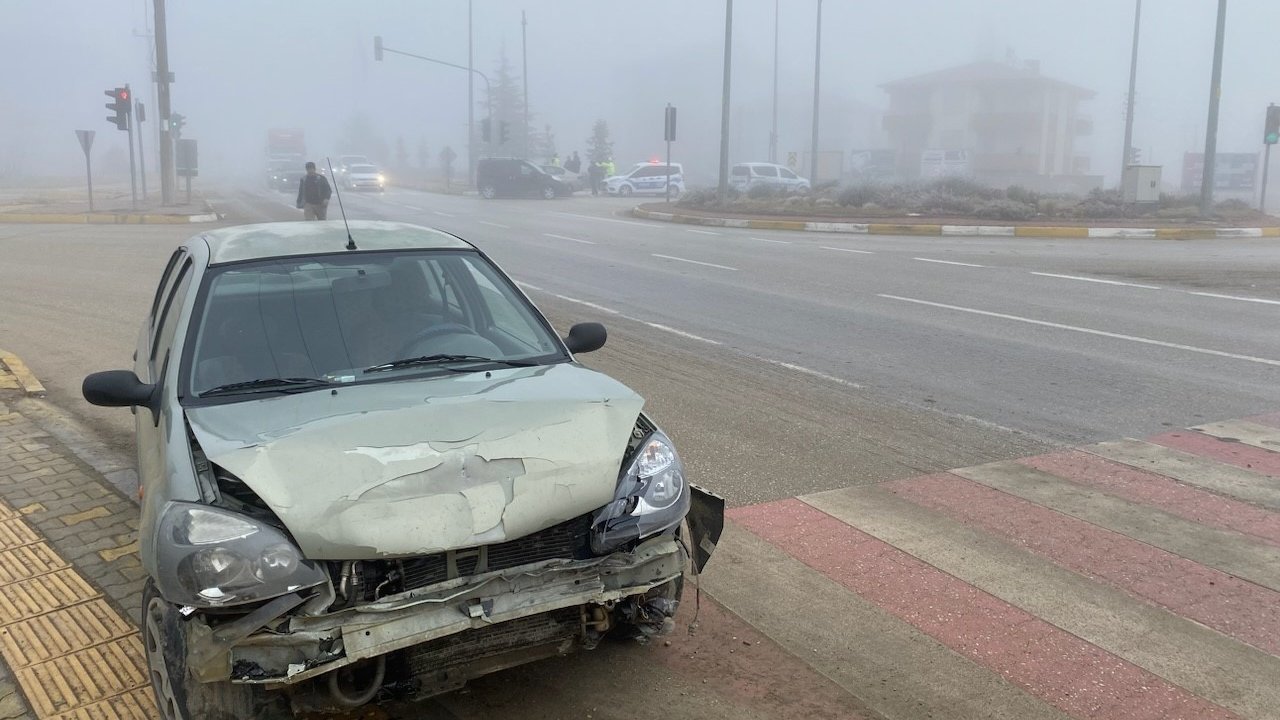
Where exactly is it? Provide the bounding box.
[349,165,378,174]
[184,250,565,399]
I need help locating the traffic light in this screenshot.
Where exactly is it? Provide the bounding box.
[171,113,186,139]
[499,120,509,145]
[1265,105,1280,145]
[481,117,491,143]
[104,87,131,131]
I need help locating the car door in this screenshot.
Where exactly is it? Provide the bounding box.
[778,166,802,188]
[753,165,779,187]
[518,161,541,196]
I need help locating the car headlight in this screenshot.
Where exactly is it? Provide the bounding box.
[377,175,385,183]
[154,502,325,607]
[591,430,690,555]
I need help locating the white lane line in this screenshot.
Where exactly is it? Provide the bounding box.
[433,210,455,217]
[822,246,874,255]
[543,233,596,245]
[401,204,425,211]
[752,237,792,244]
[879,294,1280,367]
[685,228,720,236]
[1187,291,1280,306]
[478,220,510,229]
[550,211,660,228]
[914,257,984,268]
[638,321,722,345]
[651,254,738,271]
[1030,272,1161,290]
[753,357,863,388]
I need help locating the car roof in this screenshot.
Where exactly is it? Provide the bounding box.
[200,221,474,265]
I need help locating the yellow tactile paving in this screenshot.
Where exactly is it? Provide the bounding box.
[0,543,66,584]
[0,569,99,626]
[0,500,18,521]
[0,598,135,668]
[0,517,42,551]
[46,687,159,720]
[58,506,110,527]
[15,635,149,717]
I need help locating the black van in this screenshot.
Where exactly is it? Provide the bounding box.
[477,157,570,199]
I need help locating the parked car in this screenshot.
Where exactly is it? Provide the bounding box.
[82,220,723,718]
[477,157,570,199]
[344,164,385,192]
[541,164,585,192]
[729,162,810,193]
[604,163,684,197]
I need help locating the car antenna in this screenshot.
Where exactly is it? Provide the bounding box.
[325,157,357,250]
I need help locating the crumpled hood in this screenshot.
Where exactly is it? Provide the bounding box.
[185,363,644,559]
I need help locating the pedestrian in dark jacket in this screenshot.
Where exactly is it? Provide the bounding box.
[566,151,581,174]
[296,162,333,220]
[587,162,604,196]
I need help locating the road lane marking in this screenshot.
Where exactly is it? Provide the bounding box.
[652,254,737,271]
[914,257,984,268]
[754,358,863,388]
[878,294,1280,367]
[401,204,425,211]
[1030,272,1161,290]
[752,237,792,244]
[638,321,722,344]
[686,228,720,236]
[822,246,874,254]
[433,210,455,217]
[543,233,595,245]
[1187,291,1280,306]
[478,220,510,229]
[549,211,661,228]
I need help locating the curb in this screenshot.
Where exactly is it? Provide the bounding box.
[630,207,1280,240]
[0,211,220,225]
[0,351,45,397]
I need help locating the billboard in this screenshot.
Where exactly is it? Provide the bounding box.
[1182,152,1258,193]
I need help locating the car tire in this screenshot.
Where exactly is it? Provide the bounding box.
[541,185,557,200]
[480,185,497,199]
[618,185,633,197]
[142,580,274,720]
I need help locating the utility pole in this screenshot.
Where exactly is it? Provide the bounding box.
[770,0,779,164]
[717,0,734,199]
[809,0,823,185]
[153,0,174,205]
[135,101,148,199]
[522,10,530,159]
[1200,0,1228,216]
[468,0,476,187]
[1120,0,1141,184]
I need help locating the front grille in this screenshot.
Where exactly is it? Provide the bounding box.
[405,607,580,678]
[397,514,593,592]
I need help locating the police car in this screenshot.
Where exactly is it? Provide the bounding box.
[604,162,685,197]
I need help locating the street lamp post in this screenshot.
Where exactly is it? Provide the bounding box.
[809,0,822,185]
[522,10,530,159]
[770,0,779,165]
[717,0,734,199]
[1200,0,1228,216]
[1120,0,1142,184]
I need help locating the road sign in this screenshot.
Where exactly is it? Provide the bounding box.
[1265,105,1280,145]
[176,138,198,177]
[75,130,96,212]
[75,129,95,155]
[664,105,677,142]
[786,152,798,169]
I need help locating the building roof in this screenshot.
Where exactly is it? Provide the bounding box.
[201,221,473,265]
[881,61,1096,98]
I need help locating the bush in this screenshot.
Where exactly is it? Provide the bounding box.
[677,188,718,207]
[813,179,840,192]
[837,186,876,207]
[747,183,777,200]
[975,200,1036,221]
[1006,185,1040,205]
[922,191,980,215]
[1154,206,1199,220]
[1159,192,1199,209]
[929,176,1000,200]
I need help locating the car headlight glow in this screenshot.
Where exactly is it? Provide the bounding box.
[156,502,324,607]
[591,429,689,555]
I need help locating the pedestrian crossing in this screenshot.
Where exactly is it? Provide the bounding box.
[701,413,1280,719]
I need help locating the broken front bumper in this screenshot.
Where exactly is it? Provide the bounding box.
[195,534,688,686]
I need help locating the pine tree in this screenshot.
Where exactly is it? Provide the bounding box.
[529,124,557,162]
[417,137,429,170]
[586,120,613,164]
[395,136,408,168]
[485,49,528,154]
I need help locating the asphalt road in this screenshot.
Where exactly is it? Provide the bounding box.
[1,184,1279,718]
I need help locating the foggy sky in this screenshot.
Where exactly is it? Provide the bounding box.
[3,0,1276,186]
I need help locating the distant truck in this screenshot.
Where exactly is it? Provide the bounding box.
[266,128,306,164]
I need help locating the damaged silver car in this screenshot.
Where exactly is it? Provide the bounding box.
[82,220,723,718]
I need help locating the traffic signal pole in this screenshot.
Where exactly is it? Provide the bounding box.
[153,0,175,205]
[126,86,138,209]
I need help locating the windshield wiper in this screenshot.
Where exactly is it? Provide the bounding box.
[363,354,539,374]
[199,377,336,398]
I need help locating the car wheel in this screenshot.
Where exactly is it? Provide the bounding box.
[142,580,268,720]
[541,185,557,200]
[618,185,633,197]
[480,184,497,199]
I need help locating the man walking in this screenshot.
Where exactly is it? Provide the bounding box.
[296,162,332,220]
[587,161,604,196]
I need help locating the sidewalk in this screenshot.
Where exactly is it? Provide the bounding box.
[0,184,219,225]
[633,203,1280,239]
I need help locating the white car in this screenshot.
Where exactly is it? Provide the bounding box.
[729,162,809,192]
[541,165,585,192]
[605,163,685,197]
[345,164,385,192]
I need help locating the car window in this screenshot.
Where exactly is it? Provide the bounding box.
[151,259,193,371]
[349,165,377,173]
[184,251,565,398]
[779,167,798,179]
[149,249,185,331]
[754,166,778,177]
[731,166,749,176]
[520,163,535,176]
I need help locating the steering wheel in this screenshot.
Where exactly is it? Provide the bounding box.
[396,323,479,357]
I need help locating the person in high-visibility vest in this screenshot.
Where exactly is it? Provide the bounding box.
[603,159,615,177]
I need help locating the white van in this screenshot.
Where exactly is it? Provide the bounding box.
[729,162,810,192]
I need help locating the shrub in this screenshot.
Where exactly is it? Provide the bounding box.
[929,176,1000,200]
[1006,185,1040,205]
[922,191,980,215]
[975,200,1036,221]
[747,183,777,200]
[813,179,840,192]
[1154,206,1199,220]
[836,185,876,207]
[676,188,717,207]
[1159,192,1199,209]
[814,197,837,208]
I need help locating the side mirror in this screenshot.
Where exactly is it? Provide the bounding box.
[83,370,159,415]
[564,322,607,354]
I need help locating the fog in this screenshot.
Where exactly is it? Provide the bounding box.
[2,0,1276,188]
